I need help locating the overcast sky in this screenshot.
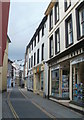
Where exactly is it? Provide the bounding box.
[8,0,51,61]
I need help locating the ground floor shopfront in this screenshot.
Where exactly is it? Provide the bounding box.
[48,48,84,111]
[33,64,45,97]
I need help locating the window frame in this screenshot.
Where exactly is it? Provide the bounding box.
[55,2,59,24]
[49,9,53,31]
[41,43,44,61]
[49,35,54,58]
[65,14,73,48]
[37,49,39,64]
[34,52,36,66]
[76,1,84,40]
[55,28,60,54]
[64,0,71,12]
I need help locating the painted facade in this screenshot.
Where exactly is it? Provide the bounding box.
[45,0,84,111]
[26,16,48,96]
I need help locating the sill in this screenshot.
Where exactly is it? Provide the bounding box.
[77,35,84,41]
[55,19,59,25]
[50,95,70,100]
[50,55,53,59]
[55,51,60,55]
[49,27,53,32]
[66,42,73,48]
[65,4,71,12]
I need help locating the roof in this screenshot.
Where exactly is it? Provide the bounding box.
[7,35,11,43]
[45,0,56,15]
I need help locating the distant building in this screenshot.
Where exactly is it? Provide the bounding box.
[25,15,48,97]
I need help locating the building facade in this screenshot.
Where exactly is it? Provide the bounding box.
[0,2,10,92]
[45,0,84,111]
[27,16,48,96]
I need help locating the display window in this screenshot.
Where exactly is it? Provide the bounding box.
[62,70,69,98]
[51,69,59,97]
[41,72,44,91]
[72,62,84,106]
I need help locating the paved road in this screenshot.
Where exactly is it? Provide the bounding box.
[9,87,50,119]
[4,86,84,119]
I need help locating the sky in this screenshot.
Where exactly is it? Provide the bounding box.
[8,0,51,61]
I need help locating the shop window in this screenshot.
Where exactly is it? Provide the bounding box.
[41,72,44,91]
[76,2,84,40]
[65,14,73,48]
[50,35,54,58]
[49,9,53,31]
[62,70,69,98]
[64,0,71,12]
[55,2,59,24]
[72,62,84,106]
[51,69,59,97]
[42,43,44,61]
[55,28,60,54]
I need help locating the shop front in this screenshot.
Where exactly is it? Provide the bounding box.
[50,61,70,102]
[33,64,44,96]
[28,71,34,91]
[70,55,84,108]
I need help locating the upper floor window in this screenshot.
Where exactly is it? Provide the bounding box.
[64,0,71,11]
[29,46,31,53]
[55,2,59,24]
[38,32,40,42]
[32,42,33,50]
[65,15,73,47]
[37,49,39,64]
[34,38,36,47]
[55,28,60,54]
[50,35,54,58]
[49,9,53,31]
[42,26,44,37]
[29,58,30,69]
[76,2,84,39]
[42,43,44,61]
[34,52,36,66]
[31,56,33,68]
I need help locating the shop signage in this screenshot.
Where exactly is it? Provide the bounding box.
[71,56,84,65]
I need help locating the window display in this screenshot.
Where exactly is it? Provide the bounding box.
[72,62,84,106]
[51,69,59,97]
[62,70,69,98]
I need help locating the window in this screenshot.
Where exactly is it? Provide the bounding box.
[42,26,44,37]
[55,2,59,24]
[29,46,31,53]
[49,9,53,31]
[34,52,36,66]
[31,56,33,68]
[76,2,84,39]
[55,29,60,54]
[32,42,33,50]
[50,35,54,58]
[65,15,73,47]
[38,32,40,42]
[34,38,36,47]
[42,43,44,61]
[41,72,44,91]
[64,0,71,11]
[29,58,30,69]
[37,49,39,64]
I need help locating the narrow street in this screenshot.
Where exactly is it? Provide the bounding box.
[2,87,84,119]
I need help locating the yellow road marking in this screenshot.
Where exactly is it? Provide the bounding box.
[19,88,56,119]
[7,91,20,120]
